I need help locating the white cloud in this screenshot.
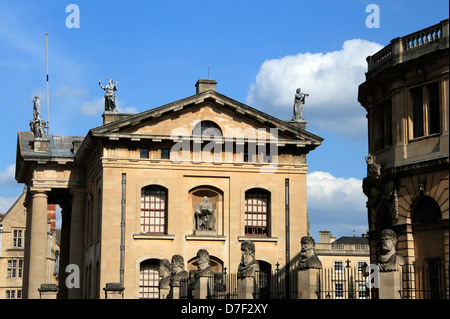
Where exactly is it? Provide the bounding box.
[79,97,138,117]
[79,97,104,116]
[307,171,368,239]
[0,197,16,214]
[0,164,16,187]
[246,39,383,140]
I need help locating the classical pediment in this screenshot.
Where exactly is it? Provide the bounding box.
[88,90,323,146]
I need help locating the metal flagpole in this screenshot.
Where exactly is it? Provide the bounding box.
[46,33,49,134]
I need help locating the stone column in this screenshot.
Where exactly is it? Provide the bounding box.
[68,189,86,299]
[237,277,256,299]
[24,190,49,299]
[379,271,402,299]
[297,268,320,299]
[193,276,212,299]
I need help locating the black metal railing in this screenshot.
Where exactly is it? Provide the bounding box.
[317,266,372,299]
[401,262,449,299]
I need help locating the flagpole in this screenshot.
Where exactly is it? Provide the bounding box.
[46,33,49,134]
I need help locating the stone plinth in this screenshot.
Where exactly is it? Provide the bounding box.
[103,283,124,299]
[159,287,170,299]
[38,284,58,299]
[379,271,402,299]
[193,276,213,299]
[237,276,256,299]
[33,138,49,152]
[297,268,320,299]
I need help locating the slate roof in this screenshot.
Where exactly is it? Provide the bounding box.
[333,236,369,245]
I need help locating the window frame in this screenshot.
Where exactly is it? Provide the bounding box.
[140,185,168,235]
[244,189,270,237]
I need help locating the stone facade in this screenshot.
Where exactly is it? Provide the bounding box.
[15,79,322,298]
[358,20,449,297]
[0,188,59,299]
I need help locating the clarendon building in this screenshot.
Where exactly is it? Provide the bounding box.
[358,19,449,298]
[15,79,323,299]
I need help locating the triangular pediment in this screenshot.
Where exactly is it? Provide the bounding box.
[90,90,323,146]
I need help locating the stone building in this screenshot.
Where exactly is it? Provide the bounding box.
[358,20,449,297]
[315,230,370,273]
[15,79,323,299]
[0,188,59,299]
[314,230,370,299]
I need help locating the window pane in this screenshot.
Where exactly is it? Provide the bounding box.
[411,88,424,138]
[428,83,440,134]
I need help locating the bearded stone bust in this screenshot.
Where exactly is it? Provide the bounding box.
[377,229,404,272]
[159,259,171,289]
[237,240,259,278]
[297,236,322,270]
[190,249,214,279]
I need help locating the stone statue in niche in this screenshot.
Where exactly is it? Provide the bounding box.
[170,255,189,287]
[158,259,172,290]
[195,196,214,230]
[297,236,322,270]
[31,96,45,138]
[292,88,309,121]
[377,229,404,272]
[189,249,214,280]
[99,78,118,112]
[237,240,259,278]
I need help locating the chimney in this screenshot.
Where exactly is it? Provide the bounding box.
[319,229,333,244]
[195,79,217,94]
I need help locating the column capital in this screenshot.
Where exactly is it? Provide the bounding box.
[29,188,50,196]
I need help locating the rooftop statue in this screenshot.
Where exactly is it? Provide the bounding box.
[292,88,309,121]
[31,96,45,138]
[99,78,118,112]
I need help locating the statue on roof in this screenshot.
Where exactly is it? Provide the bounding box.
[292,88,309,121]
[99,78,118,112]
[31,96,45,138]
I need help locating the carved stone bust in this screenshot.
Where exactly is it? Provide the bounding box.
[190,249,214,279]
[297,236,322,270]
[237,240,259,279]
[159,259,171,289]
[377,229,404,272]
[170,254,188,287]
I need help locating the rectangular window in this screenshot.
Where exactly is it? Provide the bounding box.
[13,229,23,248]
[245,192,269,236]
[411,87,424,138]
[335,283,344,299]
[141,187,166,234]
[428,82,440,134]
[140,148,149,159]
[334,261,343,274]
[161,148,170,159]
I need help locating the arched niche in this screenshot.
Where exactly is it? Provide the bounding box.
[189,185,223,235]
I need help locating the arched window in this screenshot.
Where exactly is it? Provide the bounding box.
[245,188,270,236]
[139,259,160,299]
[413,196,442,224]
[141,185,167,234]
[192,120,222,137]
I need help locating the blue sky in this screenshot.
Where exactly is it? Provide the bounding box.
[1,1,448,241]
